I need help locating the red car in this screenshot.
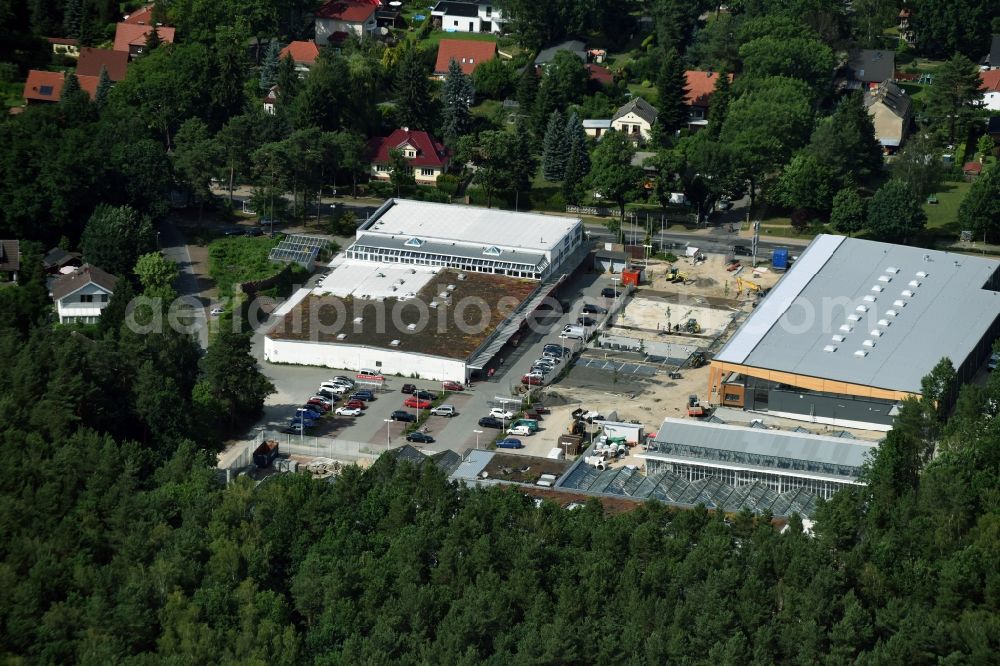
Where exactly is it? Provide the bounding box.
[442,381,463,391]
[522,375,543,386]
[345,399,367,410]
[404,397,432,409]
[307,398,331,411]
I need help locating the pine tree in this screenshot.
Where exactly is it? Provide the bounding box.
[63,0,82,39]
[393,43,433,130]
[94,65,112,107]
[562,112,590,204]
[655,47,689,139]
[510,115,537,194]
[707,71,731,138]
[542,110,568,181]
[441,58,474,147]
[516,64,538,113]
[60,72,80,101]
[276,54,300,104]
[145,25,161,54]
[260,40,281,91]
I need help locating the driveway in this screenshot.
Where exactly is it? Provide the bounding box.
[158,216,213,349]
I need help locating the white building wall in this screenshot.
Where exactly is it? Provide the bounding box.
[314,16,376,45]
[611,112,652,139]
[265,337,468,382]
[57,283,112,323]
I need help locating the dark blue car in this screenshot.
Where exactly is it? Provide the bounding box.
[496,438,524,449]
[350,390,375,401]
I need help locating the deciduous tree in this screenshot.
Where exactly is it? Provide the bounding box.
[867,178,926,243]
[588,130,640,223]
[957,163,1000,242]
[81,204,155,276]
[925,54,983,144]
[829,188,866,237]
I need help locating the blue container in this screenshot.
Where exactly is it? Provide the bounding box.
[772,247,789,270]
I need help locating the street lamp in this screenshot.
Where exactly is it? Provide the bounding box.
[612,276,619,308]
[473,429,483,449]
[383,418,393,452]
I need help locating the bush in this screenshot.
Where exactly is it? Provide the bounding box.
[436,173,460,196]
[368,181,395,198]
[414,186,451,203]
[0,62,17,83]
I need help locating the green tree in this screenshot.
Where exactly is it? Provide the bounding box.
[911,0,994,58]
[849,0,897,47]
[957,163,1000,241]
[706,71,731,138]
[515,65,538,116]
[925,54,983,144]
[63,0,82,38]
[260,39,281,90]
[654,47,688,140]
[921,356,957,424]
[541,110,568,182]
[387,148,416,198]
[977,134,996,161]
[171,118,222,222]
[461,130,519,208]
[212,23,248,126]
[332,131,366,197]
[275,53,300,107]
[588,130,640,224]
[94,66,112,107]
[393,43,433,130]
[808,92,883,187]
[472,58,513,100]
[80,204,155,276]
[738,36,835,99]
[145,25,162,53]
[60,72,81,102]
[562,112,589,204]
[441,58,474,148]
[867,178,927,243]
[829,187,866,236]
[134,252,179,299]
[773,152,838,222]
[200,328,274,430]
[892,131,941,197]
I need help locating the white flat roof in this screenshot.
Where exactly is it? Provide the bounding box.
[362,199,581,254]
[313,259,440,300]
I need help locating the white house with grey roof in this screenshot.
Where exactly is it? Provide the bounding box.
[611,96,658,141]
[709,234,1000,430]
[50,264,117,324]
[431,0,503,33]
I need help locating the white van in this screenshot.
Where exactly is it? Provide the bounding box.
[358,368,382,379]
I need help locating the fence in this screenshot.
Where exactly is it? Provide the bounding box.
[264,431,383,463]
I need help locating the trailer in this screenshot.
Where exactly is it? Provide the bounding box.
[253,441,280,468]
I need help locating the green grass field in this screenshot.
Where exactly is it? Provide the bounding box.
[208,235,282,296]
[923,180,971,231]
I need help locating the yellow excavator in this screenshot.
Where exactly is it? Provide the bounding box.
[735,276,762,294]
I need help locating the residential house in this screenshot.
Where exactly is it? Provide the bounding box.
[534,40,586,67]
[845,49,895,88]
[0,240,20,282]
[46,37,79,58]
[263,85,279,115]
[76,47,129,82]
[42,247,82,275]
[23,71,99,103]
[314,0,379,46]
[50,264,117,324]
[684,70,733,128]
[963,161,983,180]
[434,38,497,77]
[585,63,613,87]
[113,23,176,59]
[898,8,915,45]
[611,97,658,142]
[981,70,1000,112]
[582,118,611,139]
[981,35,1000,70]
[375,8,406,30]
[431,0,503,34]
[863,81,912,153]
[368,128,450,184]
[279,40,320,73]
[122,4,156,24]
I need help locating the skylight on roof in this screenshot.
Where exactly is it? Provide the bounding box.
[916,271,928,278]
[483,246,502,256]
[39,85,53,95]
[832,334,845,342]
[885,266,899,273]
[854,350,868,358]
[863,295,876,302]
[871,285,883,292]
[405,237,424,248]
[856,304,869,312]
[823,345,837,352]
[908,280,920,287]
[848,314,861,322]
[878,275,891,283]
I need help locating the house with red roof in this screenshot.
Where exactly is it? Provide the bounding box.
[368,128,451,184]
[23,71,99,103]
[280,41,320,73]
[585,63,613,87]
[122,4,157,24]
[263,85,279,115]
[113,23,176,59]
[684,70,733,128]
[434,39,497,77]
[77,47,129,82]
[979,70,1000,112]
[314,0,379,46]
[46,37,79,58]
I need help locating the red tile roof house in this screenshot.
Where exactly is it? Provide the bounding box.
[314,0,379,46]
[280,40,320,73]
[23,70,99,103]
[434,38,497,77]
[122,4,158,25]
[76,47,129,82]
[113,23,176,59]
[684,70,733,128]
[368,128,451,184]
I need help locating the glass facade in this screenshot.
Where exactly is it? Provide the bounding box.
[346,244,545,280]
[644,458,851,500]
[644,439,865,479]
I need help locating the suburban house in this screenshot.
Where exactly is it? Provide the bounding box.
[434,38,497,77]
[42,247,82,275]
[611,97,658,141]
[844,49,895,88]
[76,47,129,82]
[981,35,1000,70]
[46,37,79,58]
[368,128,450,184]
[897,8,915,45]
[863,81,912,153]
[585,63,613,87]
[279,40,319,73]
[982,70,1000,111]
[50,264,117,324]
[0,240,20,283]
[113,23,176,58]
[122,4,156,24]
[582,119,612,139]
[534,40,586,67]
[314,0,379,46]
[263,85,279,115]
[684,70,733,127]
[430,1,503,34]
[23,71,99,103]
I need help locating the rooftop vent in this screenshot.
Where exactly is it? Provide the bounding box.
[840,324,853,332]
[878,275,891,283]
[863,339,876,347]
[389,339,400,347]
[870,329,883,337]
[856,304,869,312]
[871,285,883,292]
[877,318,890,326]
[823,345,837,352]
[892,300,906,307]
[429,302,439,309]
[406,323,417,331]
[854,350,868,358]
[908,280,921,287]
[832,334,845,342]
[353,317,363,323]
[848,314,862,322]
[864,295,876,302]
[886,266,899,274]
[916,271,928,278]
[886,309,898,317]
[901,290,914,298]
[457,273,467,280]
[336,333,347,340]
[446,284,456,291]
[439,291,449,299]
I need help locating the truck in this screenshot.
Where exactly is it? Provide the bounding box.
[253,440,280,468]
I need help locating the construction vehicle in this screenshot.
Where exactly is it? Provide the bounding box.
[735,276,762,294]
[689,351,706,368]
[669,269,689,284]
[687,394,705,417]
[684,318,701,334]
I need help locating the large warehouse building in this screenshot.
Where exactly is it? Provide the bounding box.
[709,235,1000,430]
[264,200,586,381]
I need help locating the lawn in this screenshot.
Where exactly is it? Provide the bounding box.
[923,179,970,231]
[413,29,500,49]
[208,235,282,297]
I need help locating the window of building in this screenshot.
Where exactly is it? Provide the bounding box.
[486,5,491,16]
[405,149,416,158]
[483,246,501,256]
[724,393,740,402]
[420,168,434,176]
[80,294,93,303]
[100,294,109,303]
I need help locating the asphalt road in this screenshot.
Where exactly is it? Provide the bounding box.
[158,217,209,349]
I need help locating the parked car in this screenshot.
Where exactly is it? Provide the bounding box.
[317,389,340,400]
[401,383,416,394]
[330,375,354,384]
[507,425,532,436]
[350,391,375,402]
[391,410,417,422]
[430,404,456,417]
[319,383,349,395]
[496,438,524,449]
[490,408,515,419]
[344,399,367,410]
[543,343,564,353]
[581,303,607,315]
[210,307,225,316]
[296,406,323,419]
[522,374,544,386]
[733,245,752,257]
[532,404,551,415]
[539,353,560,363]
[577,316,597,327]
[244,227,263,237]
[404,397,432,409]
[601,287,618,298]
[289,416,316,428]
[441,381,463,391]
[529,365,552,376]
[406,431,435,444]
[415,390,435,400]
[335,406,363,416]
[282,423,313,433]
[534,358,556,368]
[309,395,333,406]
[306,398,331,411]
[478,416,504,429]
